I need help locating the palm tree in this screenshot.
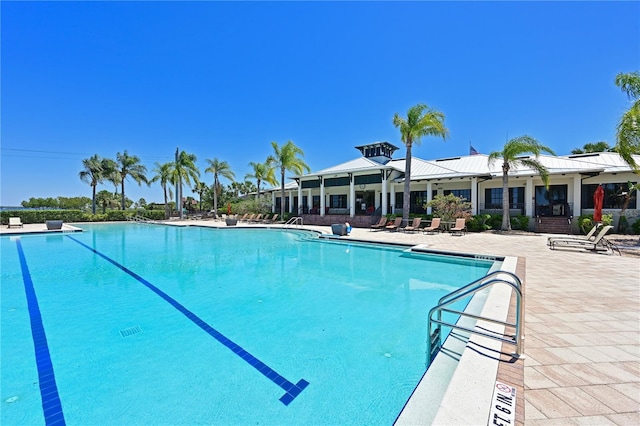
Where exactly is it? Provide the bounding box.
[96,190,119,214]
[101,158,120,195]
[488,136,556,231]
[570,141,612,155]
[151,162,174,219]
[193,181,208,212]
[267,141,310,217]
[614,71,640,171]
[79,154,104,214]
[116,151,148,210]
[205,158,235,217]
[393,103,448,224]
[246,161,276,200]
[171,150,200,219]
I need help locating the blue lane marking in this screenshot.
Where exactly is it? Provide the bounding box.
[66,235,309,405]
[15,238,67,426]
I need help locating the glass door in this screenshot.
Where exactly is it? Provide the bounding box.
[535,185,568,216]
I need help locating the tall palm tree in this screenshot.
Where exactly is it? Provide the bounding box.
[193,180,208,212]
[267,141,310,217]
[393,103,448,224]
[171,150,200,219]
[205,158,235,217]
[246,161,276,200]
[614,71,640,172]
[116,151,148,210]
[79,154,104,214]
[101,158,120,195]
[151,161,174,219]
[488,135,556,231]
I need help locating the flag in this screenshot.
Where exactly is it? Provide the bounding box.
[470,145,480,155]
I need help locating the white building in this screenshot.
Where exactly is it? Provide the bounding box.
[265,142,639,233]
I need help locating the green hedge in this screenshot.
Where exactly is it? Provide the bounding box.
[1,209,165,225]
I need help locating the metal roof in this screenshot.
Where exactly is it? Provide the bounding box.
[265,152,639,191]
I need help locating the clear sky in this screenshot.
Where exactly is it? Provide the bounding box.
[1,1,639,206]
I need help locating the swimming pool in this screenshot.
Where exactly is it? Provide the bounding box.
[1,224,495,425]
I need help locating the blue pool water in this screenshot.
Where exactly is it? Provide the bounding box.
[1,224,493,425]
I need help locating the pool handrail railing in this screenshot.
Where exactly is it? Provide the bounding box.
[426,270,523,367]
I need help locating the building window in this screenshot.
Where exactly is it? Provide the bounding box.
[410,191,428,214]
[485,188,524,209]
[330,194,347,208]
[444,189,471,201]
[582,183,636,209]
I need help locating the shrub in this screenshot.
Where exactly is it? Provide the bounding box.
[631,218,640,235]
[577,214,613,234]
[424,194,471,222]
[466,214,492,232]
[510,215,530,231]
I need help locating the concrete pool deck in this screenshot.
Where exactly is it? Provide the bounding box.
[3,221,639,425]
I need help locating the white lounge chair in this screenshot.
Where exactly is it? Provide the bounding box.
[8,217,23,228]
[549,225,614,253]
[547,224,599,246]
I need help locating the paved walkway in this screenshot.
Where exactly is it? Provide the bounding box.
[3,221,639,424]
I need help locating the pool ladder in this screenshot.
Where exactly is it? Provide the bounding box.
[426,270,523,367]
[283,217,303,228]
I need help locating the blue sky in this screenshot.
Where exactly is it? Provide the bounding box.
[2,1,639,206]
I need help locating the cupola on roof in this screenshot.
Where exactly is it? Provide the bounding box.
[354,141,399,164]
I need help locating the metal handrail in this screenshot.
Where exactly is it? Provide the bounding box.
[283,217,303,228]
[426,270,523,367]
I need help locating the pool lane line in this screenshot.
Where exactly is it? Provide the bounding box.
[65,235,309,406]
[14,238,67,426]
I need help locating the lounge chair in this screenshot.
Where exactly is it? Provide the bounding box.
[8,217,23,228]
[403,218,422,233]
[263,214,278,223]
[238,214,249,222]
[370,216,387,231]
[549,225,615,253]
[243,214,255,223]
[547,224,599,246]
[422,218,441,234]
[450,218,467,236]
[250,214,263,223]
[385,217,402,232]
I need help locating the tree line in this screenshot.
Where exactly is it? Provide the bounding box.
[77,141,310,219]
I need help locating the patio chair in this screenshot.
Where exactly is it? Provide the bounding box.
[8,217,23,228]
[450,218,467,236]
[403,218,422,233]
[422,217,441,234]
[370,216,387,231]
[385,217,402,232]
[263,214,278,223]
[549,225,614,252]
[250,214,263,223]
[238,214,249,222]
[547,224,599,246]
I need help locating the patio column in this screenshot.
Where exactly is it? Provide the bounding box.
[525,177,534,217]
[470,178,477,215]
[288,191,294,214]
[298,184,303,215]
[320,178,325,217]
[390,184,396,214]
[426,181,433,215]
[381,171,388,216]
[572,176,581,218]
[349,174,355,218]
